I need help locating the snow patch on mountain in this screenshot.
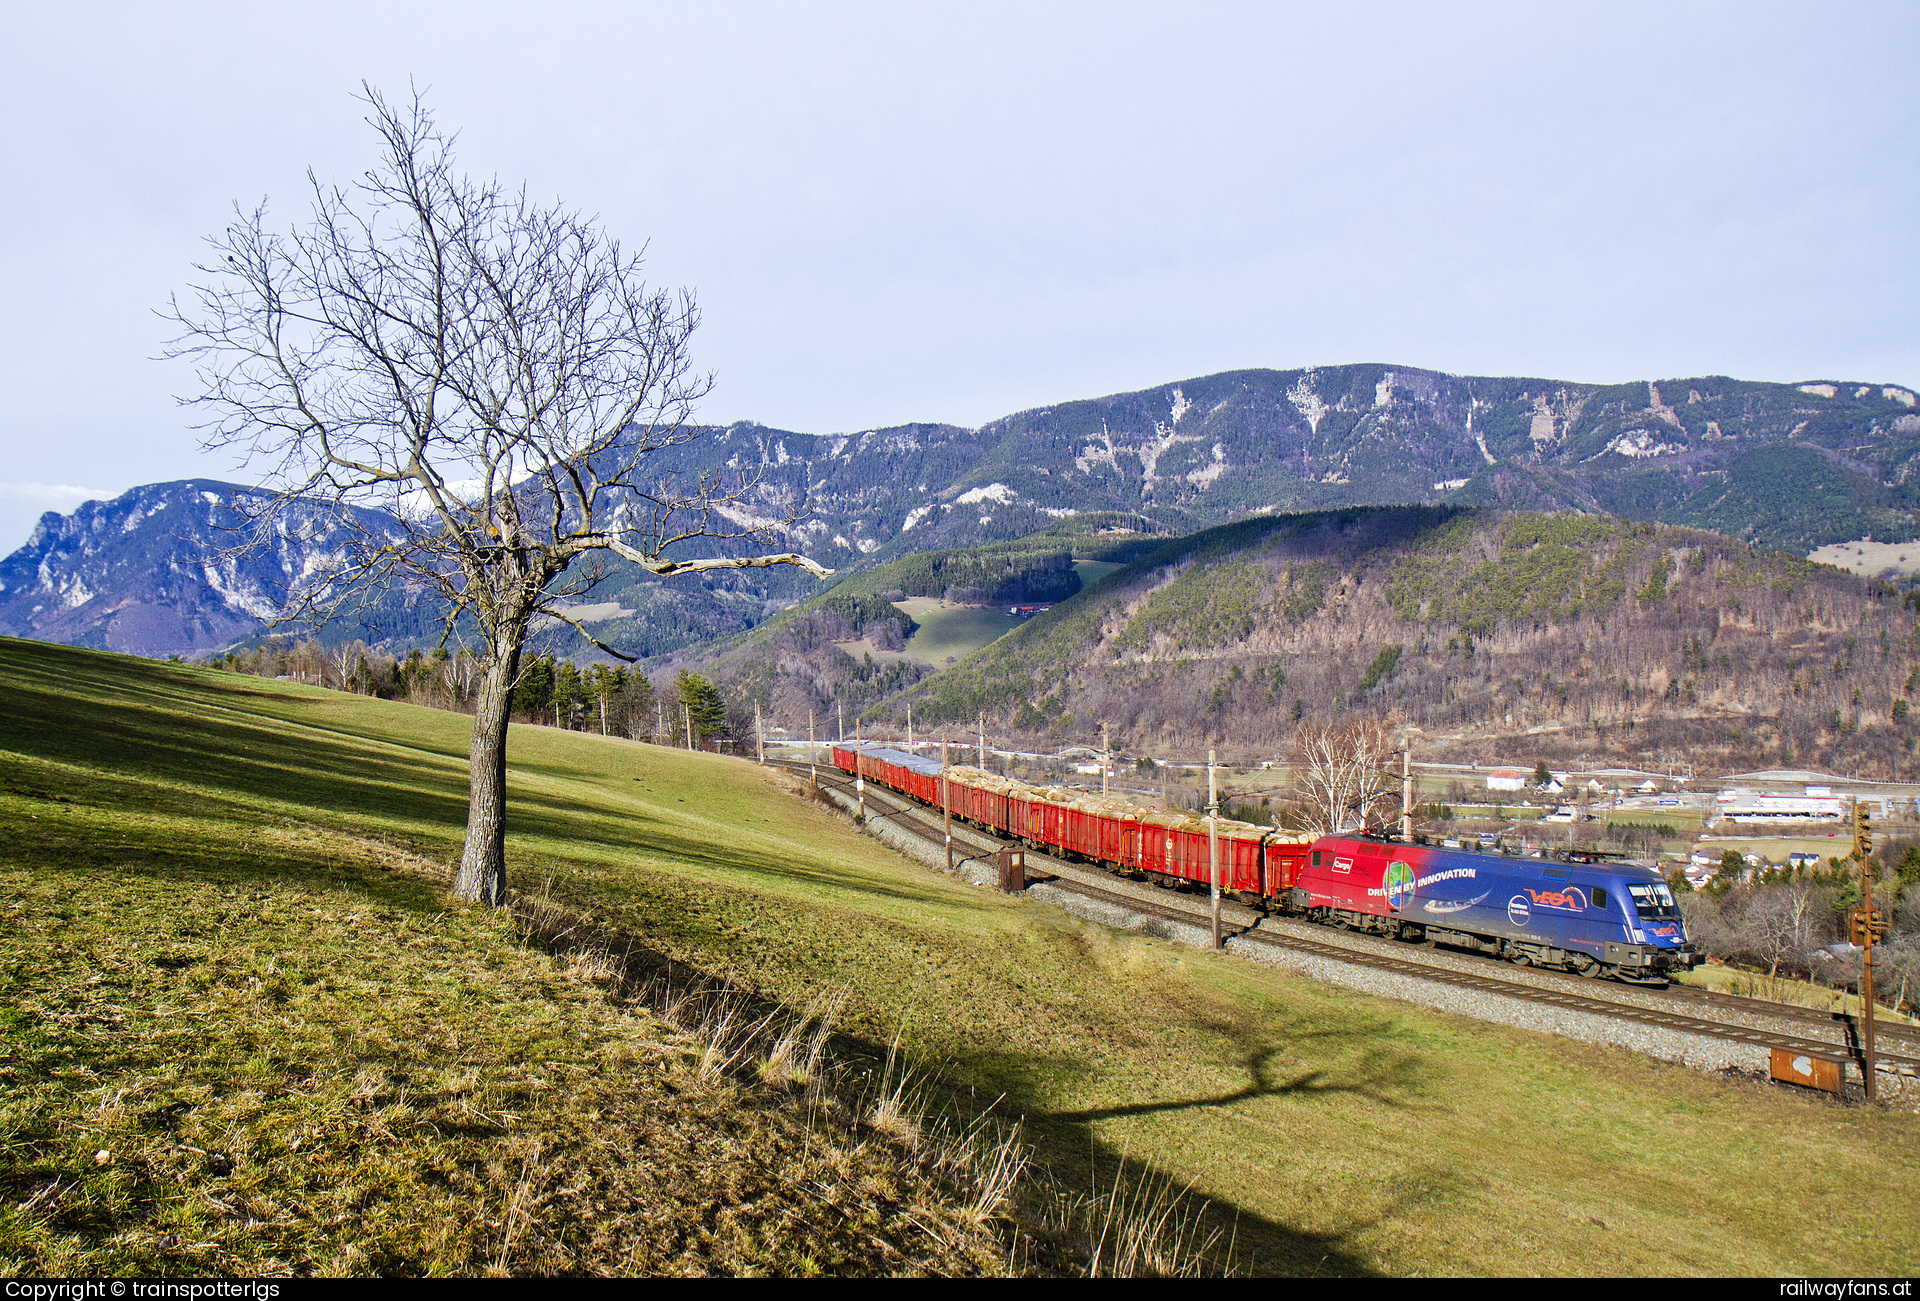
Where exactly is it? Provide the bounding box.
[1592,429,1685,460]
[1186,443,1228,487]
[1076,423,1122,475]
[713,502,786,531]
[956,483,1017,506]
[1530,396,1559,444]
[1287,374,1328,433]
[199,560,283,621]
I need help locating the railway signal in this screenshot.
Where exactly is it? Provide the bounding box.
[1850,907,1888,946]
[1851,797,1882,1104]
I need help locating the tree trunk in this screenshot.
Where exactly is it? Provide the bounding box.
[454,632,524,905]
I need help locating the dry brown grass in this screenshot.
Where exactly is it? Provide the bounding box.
[0,828,1034,1275]
[506,888,1224,1276]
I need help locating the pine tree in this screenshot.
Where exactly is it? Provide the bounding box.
[621,671,656,741]
[677,671,728,748]
[514,655,555,723]
[553,662,584,730]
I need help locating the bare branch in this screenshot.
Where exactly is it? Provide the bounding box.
[536,607,641,662]
[601,537,834,579]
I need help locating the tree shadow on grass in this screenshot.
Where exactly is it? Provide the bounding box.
[1039,1044,1428,1124]
[504,890,1390,1277]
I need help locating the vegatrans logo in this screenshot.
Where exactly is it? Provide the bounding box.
[1385,861,1416,910]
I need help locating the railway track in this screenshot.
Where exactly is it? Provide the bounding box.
[773,759,1920,1078]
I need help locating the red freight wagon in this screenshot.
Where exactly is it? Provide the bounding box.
[832,745,856,773]
[1004,786,1045,844]
[966,771,1017,834]
[1062,796,1121,863]
[909,763,938,806]
[1135,811,1272,895]
[1030,790,1074,854]
[1137,810,1204,880]
[1263,839,1312,897]
[1217,824,1269,894]
[1071,797,1139,868]
[946,766,991,827]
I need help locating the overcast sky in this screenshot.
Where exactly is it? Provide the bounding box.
[3,1,1916,551]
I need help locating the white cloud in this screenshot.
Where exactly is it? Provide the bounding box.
[0,482,115,509]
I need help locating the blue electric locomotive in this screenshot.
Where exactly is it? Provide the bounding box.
[1296,837,1701,984]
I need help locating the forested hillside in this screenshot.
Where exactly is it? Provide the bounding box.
[802,508,1920,778]
[691,518,1163,730]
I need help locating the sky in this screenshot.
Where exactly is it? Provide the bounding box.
[3,1,1916,551]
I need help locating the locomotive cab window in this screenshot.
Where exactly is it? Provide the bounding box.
[1585,886,1608,909]
[1311,851,1322,867]
[1626,882,1678,919]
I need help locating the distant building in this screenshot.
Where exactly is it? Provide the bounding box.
[1713,789,1844,823]
[1487,768,1526,791]
[1682,861,1718,888]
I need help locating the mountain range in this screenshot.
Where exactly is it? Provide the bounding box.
[5,363,1917,659]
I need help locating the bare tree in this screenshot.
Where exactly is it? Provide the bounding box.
[1745,883,1820,993]
[1289,720,1398,835]
[165,87,830,905]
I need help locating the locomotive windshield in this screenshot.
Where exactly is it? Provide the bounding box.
[1626,882,1678,919]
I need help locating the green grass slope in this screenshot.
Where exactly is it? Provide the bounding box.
[3,638,1918,1276]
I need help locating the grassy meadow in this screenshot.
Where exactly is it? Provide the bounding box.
[892,599,1028,666]
[3,636,1918,1276]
